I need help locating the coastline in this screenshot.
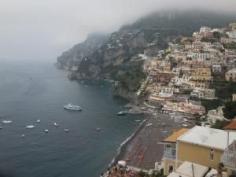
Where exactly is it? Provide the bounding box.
[108,118,148,168]
[103,108,190,176]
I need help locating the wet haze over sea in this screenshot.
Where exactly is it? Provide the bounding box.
[0,59,142,177]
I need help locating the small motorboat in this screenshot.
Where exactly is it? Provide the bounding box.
[146,123,153,127]
[64,129,69,133]
[117,111,127,116]
[36,119,41,123]
[53,122,59,127]
[64,104,82,111]
[26,125,35,129]
[44,129,49,133]
[96,128,101,132]
[2,120,12,124]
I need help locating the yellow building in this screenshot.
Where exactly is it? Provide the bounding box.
[162,126,236,176]
[191,68,212,81]
[176,126,236,169]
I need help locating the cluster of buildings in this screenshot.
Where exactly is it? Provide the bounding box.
[141,23,236,125]
[103,23,236,177]
[147,23,236,177]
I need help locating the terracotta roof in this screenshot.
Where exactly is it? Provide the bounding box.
[163,128,189,143]
[224,120,236,130]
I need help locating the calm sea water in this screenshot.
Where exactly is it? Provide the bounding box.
[0,59,141,177]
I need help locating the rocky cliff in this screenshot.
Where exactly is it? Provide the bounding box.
[57,10,236,100]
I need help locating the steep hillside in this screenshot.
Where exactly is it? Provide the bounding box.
[57,10,236,100]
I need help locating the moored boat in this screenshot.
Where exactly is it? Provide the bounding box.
[64,103,82,111]
[117,111,127,116]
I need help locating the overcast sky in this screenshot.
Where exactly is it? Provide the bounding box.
[1,0,236,61]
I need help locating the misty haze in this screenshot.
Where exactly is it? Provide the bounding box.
[0,0,236,177]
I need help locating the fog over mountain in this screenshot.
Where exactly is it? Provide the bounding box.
[1,0,236,60]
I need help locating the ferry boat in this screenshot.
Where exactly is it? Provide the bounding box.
[64,103,82,111]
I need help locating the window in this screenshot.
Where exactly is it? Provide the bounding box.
[210,148,214,161]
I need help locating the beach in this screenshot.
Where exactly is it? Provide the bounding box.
[113,110,195,171]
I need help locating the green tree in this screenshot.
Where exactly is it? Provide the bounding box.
[223,101,236,119]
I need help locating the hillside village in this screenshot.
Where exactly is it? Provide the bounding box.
[102,23,236,177]
[139,22,236,127]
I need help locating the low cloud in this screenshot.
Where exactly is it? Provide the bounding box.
[0,0,236,60]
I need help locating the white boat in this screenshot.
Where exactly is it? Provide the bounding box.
[146,123,153,127]
[53,122,59,127]
[64,103,82,111]
[26,125,35,129]
[117,111,127,116]
[44,129,49,133]
[64,129,69,133]
[96,128,101,131]
[36,119,41,123]
[2,120,12,124]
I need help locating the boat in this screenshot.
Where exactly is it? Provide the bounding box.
[26,125,35,129]
[2,120,12,124]
[44,129,49,133]
[53,122,59,127]
[64,129,69,133]
[96,128,101,131]
[117,111,127,116]
[146,123,153,127]
[64,103,82,111]
[36,119,41,123]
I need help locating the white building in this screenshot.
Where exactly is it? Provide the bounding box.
[190,88,215,100]
[225,68,236,82]
[227,31,236,42]
[207,106,226,125]
[212,64,222,73]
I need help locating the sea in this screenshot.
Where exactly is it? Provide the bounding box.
[0,59,142,177]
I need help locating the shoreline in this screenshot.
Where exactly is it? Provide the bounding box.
[108,117,148,168]
[103,107,191,176]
